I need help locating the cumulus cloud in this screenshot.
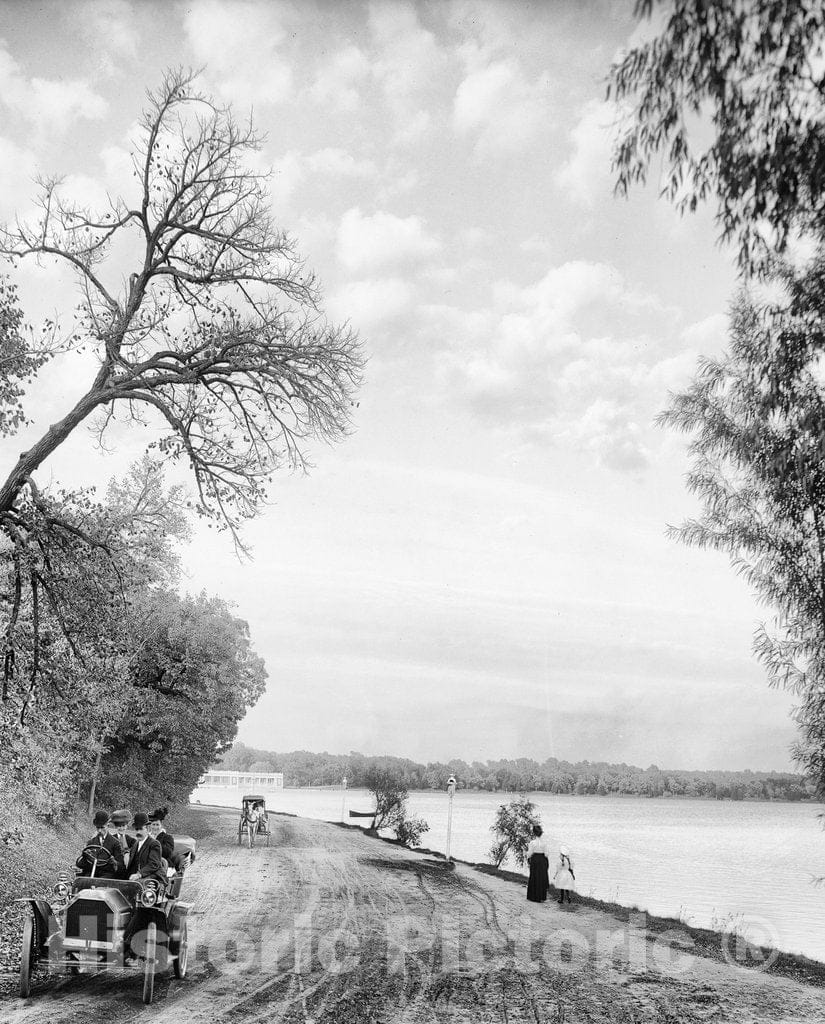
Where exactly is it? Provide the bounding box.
[75,0,139,65]
[556,99,620,208]
[269,151,304,213]
[310,44,370,111]
[368,0,446,116]
[680,312,728,352]
[306,148,378,180]
[453,57,550,156]
[0,41,107,136]
[376,168,420,202]
[183,1,293,107]
[310,7,445,143]
[337,207,441,274]
[328,277,414,328]
[433,260,700,471]
[0,135,38,219]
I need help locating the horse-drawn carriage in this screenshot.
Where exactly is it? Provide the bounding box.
[17,836,195,1004]
[237,794,271,848]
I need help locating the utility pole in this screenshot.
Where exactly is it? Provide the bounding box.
[446,775,456,862]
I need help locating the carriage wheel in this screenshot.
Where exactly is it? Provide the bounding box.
[19,915,35,998]
[142,922,157,1004]
[247,823,254,849]
[265,831,270,848]
[173,919,188,979]
[237,823,243,846]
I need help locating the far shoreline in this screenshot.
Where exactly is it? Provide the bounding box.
[217,785,819,804]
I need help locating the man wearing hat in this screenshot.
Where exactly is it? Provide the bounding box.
[122,812,165,963]
[76,810,125,880]
[109,809,135,876]
[124,812,165,884]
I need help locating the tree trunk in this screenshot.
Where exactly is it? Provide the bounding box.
[87,745,104,815]
[0,387,108,514]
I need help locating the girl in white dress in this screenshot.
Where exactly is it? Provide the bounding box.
[554,844,575,904]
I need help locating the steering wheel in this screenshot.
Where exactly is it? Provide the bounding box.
[80,846,116,870]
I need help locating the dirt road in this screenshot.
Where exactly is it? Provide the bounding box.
[3,806,824,1023]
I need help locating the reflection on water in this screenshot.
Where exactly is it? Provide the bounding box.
[191,786,825,962]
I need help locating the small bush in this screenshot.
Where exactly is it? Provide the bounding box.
[364,766,408,830]
[395,815,430,848]
[363,766,431,848]
[489,794,540,868]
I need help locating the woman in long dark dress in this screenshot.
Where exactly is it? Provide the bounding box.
[525,824,549,902]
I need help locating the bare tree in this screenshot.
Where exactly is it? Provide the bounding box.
[0,68,362,724]
[0,68,363,539]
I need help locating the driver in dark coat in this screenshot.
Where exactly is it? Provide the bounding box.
[76,810,125,879]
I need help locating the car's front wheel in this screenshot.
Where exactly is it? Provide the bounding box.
[142,922,157,1004]
[19,914,35,998]
[172,919,188,979]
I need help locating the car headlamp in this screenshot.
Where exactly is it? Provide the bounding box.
[141,883,159,907]
[53,881,70,900]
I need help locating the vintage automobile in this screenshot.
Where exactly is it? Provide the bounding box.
[17,835,196,1004]
[237,794,271,848]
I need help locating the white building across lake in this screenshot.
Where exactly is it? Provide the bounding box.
[199,770,284,789]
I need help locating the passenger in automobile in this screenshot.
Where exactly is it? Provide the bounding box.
[125,812,166,884]
[76,810,125,880]
[148,806,176,866]
[122,812,165,963]
[109,808,135,873]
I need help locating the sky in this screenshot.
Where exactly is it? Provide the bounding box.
[0,0,801,771]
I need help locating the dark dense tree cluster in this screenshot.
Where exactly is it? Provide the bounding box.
[0,458,267,826]
[215,743,812,801]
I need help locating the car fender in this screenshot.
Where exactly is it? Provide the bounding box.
[14,898,54,954]
[166,902,192,945]
[141,906,172,934]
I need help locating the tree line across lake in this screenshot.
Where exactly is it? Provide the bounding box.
[216,744,814,802]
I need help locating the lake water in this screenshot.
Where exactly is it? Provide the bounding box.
[191,786,825,962]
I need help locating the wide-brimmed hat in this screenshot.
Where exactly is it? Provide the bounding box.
[110,808,130,826]
[132,812,149,830]
[148,806,169,823]
[93,810,110,829]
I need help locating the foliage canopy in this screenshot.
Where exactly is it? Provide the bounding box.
[661,259,825,796]
[609,0,825,275]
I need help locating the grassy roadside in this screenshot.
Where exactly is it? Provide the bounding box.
[0,813,86,997]
[327,817,825,989]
